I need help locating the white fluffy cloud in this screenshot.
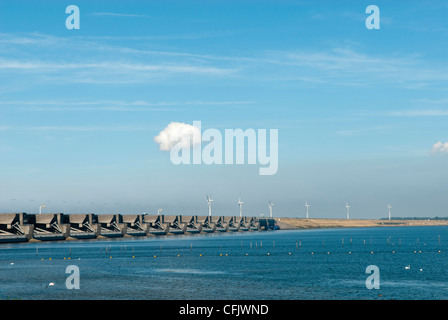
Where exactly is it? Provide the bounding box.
[154,122,201,151]
[430,141,448,154]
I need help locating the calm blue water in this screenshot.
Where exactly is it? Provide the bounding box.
[1,226,448,300]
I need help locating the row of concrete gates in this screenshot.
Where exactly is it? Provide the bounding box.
[0,213,277,243]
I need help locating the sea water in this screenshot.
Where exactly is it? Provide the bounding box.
[1,226,448,300]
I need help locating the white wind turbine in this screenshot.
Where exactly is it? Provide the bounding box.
[238,197,244,217]
[387,204,392,221]
[206,194,214,217]
[346,202,350,220]
[305,202,310,219]
[268,201,274,218]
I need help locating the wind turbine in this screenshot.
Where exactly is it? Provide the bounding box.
[157,208,163,216]
[345,202,350,220]
[305,202,310,219]
[387,204,392,221]
[268,201,274,218]
[39,204,46,215]
[206,194,214,217]
[238,197,244,217]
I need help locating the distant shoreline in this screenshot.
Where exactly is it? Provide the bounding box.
[275,218,448,230]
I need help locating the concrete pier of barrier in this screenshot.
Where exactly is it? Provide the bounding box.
[26,213,70,241]
[122,214,149,236]
[164,215,187,234]
[228,216,240,232]
[239,216,250,231]
[181,215,202,234]
[0,213,33,243]
[250,217,260,231]
[143,215,168,235]
[96,214,127,238]
[63,213,100,239]
[197,216,216,233]
[215,216,229,232]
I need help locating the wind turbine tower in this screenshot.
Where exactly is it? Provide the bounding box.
[238,197,244,217]
[346,202,350,220]
[206,194,214,217]
[305,202,310,219]
[268,201,274,218]
[387,204,392,221]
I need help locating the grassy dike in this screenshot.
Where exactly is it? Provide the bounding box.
[275,218,448,230]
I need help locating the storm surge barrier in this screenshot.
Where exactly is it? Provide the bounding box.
[0,213,276,243]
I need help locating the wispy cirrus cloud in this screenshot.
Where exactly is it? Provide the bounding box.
[1,32,448,89]
[0,99,254,112]
[0,58,238,85]
[388,110,448,117]
[0,58,235,74]
[363,109,448,118]
[0,32,239,85]
[335,125,390,137]
[260,48,448,88]
[0,125,152,132]
[91,12,151,18]
[357,107,448,118]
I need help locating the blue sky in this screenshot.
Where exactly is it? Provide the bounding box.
[0,0,448,218]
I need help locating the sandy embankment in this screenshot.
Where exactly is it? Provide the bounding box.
[275,218,448,230]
